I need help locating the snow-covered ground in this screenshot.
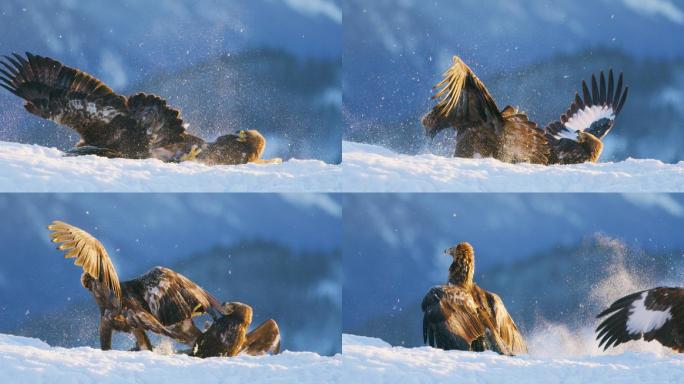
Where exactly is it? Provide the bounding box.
[342,141,684,192]
[0,334,340,384]
[342,334,684,384]
[0,141,341,192]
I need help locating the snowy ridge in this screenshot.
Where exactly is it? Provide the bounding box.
[0,334,340,384]
[342,334,684,384]
[0,141,341,192]
[342,141,684,192]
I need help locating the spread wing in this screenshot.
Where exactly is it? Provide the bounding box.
[0,52,127,135]
[126,93,201,149]
[596,287,684,351]
[422,56,503,138]
[546,70,628,141]
[499,106,549,164]
[48,220,121,301]
[486,291,528,354]
[421,286,486,350]
[242,319,281,355]
[123,266,224,327]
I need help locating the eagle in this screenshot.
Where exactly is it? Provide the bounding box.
[0,52,281,165]
[421,242,527,355]
[596,287,684,352]
[48,220,279,355]
[192,302,281,358]
[422,56,628,165]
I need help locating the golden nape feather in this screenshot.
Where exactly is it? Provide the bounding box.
[47,220,121,300]
[432,56,497,118]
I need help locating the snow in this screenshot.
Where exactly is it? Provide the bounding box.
[342,334,684,384]
[0,141,341,192]
[342,141,684,192]
[0,333,340,384]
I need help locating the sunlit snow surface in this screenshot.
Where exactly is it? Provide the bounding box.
[342,334,684,384]
[0,141,341,192]
[0,334,340,384]
[342,141,684,192]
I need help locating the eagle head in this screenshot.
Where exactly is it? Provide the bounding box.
[576,130,598,143]
[199,130,266,165]
[445,242,475,285]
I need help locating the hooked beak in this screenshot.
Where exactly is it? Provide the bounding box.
[236,131,248,142]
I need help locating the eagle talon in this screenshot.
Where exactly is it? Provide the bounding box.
[179,145,202,162]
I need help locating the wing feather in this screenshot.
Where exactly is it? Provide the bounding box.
[422,56,502,138]
[123,266,223,326]
[0,52,127,135]
[486,291,528,354]
[47,220,121,301]
[545,70,628,141]
[421,286,485,350]
[127,93,187,147]
[595,287,683,351]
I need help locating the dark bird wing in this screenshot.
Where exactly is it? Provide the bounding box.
[126,93,203,159]
[122,266,224,327]
[485,290,528,354]
[0,52,127,137]
[421,56,503,138]
[545,70,628,141]
[48,220,122,302]
[421,285,486,350]
[242,319,281,355]
[596,287,684,351]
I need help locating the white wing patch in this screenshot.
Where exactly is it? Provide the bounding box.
[564,105,615,132]
[626,292,672,335]
[66,99,122,123]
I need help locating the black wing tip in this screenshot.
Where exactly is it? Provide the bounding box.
[616,87,629,115]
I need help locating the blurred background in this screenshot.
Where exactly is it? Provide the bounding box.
[343,194,684,352]
[344,0,684,162]
[0,0,342,163]
[0,194,342,355]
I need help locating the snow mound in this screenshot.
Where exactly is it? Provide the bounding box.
[342,141,684,192]
[0,333,340,384]
[0,141,341,192]
[342,334,684,383]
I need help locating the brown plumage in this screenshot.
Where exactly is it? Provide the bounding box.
[422,56,628,164]
[191,302,281,358]
[0,52,281,165]
[421,242,527,355]
[49,220,226,351]
[596,287,684,352]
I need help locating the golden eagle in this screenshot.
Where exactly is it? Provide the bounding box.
[0,53,281,165]
[421,242,527,355]
[48,220,279,355]
[422,56,628,165]
[596,287,684,352]
[192,302,281,358]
